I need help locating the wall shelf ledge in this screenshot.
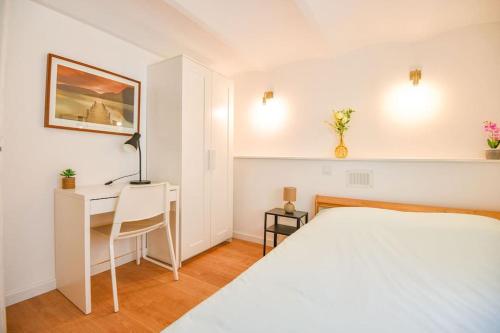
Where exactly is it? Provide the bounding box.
[234,156,500,163]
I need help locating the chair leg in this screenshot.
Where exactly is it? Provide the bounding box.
[136,236,141,265]
[164,223,179,281]
[109,239,119,312]
[142,234,147,259]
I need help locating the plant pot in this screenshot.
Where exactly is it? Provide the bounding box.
[485,149,500,160]
[62,177,76,189]
[334,134,348,158]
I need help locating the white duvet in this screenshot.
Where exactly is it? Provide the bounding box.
[164,208,500,333]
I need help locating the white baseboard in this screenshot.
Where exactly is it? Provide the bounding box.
[6,279,56,306]
[6,251,139,306]
[233,231,275,247]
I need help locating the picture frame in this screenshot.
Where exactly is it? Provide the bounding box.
[44,53,141,136]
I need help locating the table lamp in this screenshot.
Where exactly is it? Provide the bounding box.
[123,132,151,185]
[283,187,296,214]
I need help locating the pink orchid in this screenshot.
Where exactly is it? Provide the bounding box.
[484,121,500,148]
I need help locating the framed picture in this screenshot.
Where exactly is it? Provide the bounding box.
[44,53,141,136]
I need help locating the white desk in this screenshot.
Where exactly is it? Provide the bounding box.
[54,182,180,314]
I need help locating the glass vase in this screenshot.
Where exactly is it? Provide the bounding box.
[334,134,348,158]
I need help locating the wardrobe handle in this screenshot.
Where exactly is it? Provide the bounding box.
[208,149,216,171]
[207,150,211,171]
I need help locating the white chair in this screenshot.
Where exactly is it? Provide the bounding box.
[93,182,179,312]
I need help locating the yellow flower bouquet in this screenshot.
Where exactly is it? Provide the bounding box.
[325,108,355,158]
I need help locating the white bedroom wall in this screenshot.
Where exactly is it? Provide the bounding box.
[234,22,500,159]
[1,0,161,305]
[232,23,500,244]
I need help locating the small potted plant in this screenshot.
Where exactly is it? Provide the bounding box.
[60,168,76,189]
[325,108,355,158]
[483,121,500,160]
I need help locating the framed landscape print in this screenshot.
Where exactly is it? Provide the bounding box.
[44,53,141,136]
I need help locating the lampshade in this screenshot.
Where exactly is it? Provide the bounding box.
[123,132,140,152]
[283,187,296,202]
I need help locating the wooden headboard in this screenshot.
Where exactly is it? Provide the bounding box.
[314,195,500,220]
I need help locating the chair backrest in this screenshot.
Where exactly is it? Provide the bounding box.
[111,182,169,238]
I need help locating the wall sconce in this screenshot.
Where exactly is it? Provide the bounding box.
[252,91,286,131]
[262,91,274,105]
[386,67,439,123]
[409,69,422,86]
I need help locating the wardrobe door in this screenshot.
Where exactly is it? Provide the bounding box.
[180,59,212,260]
[210,73,233,245]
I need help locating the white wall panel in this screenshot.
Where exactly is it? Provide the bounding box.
[234,157,500,243]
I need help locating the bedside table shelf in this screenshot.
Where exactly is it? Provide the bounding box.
[263,208,308,256]
[265,223,298,236]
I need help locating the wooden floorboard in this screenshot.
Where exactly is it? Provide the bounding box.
[6,239,268,333]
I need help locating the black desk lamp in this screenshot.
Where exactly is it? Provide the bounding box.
[123,132,151,185]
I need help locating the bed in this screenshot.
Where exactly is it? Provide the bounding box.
[164,196,500,333]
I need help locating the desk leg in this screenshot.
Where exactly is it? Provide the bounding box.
[174,195,180,267]
[54,193,91,314]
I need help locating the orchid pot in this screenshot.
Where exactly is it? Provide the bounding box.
[485,149,500,160]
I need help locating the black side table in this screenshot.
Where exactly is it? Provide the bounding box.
[263,208,309,255]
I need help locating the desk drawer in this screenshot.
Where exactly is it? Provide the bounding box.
[90,198,117,215]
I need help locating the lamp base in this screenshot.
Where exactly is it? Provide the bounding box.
[284,201,295,214]
[130,180,152,185]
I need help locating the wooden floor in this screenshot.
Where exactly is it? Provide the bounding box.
[7,239,267,333]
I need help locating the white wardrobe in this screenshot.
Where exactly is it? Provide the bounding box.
[147,55,233,261]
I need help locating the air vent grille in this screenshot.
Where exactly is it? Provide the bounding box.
[346,170,373,188]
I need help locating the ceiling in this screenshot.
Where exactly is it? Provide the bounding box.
[33,0,500,75]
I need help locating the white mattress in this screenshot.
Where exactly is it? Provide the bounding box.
[164,207,500,333]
